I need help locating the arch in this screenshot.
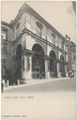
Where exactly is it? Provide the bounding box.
[49,50,57,77]
[31,41,46,55]
[32,44,45,79]
[60,55,65,77]
[60,55,64,61]
[49,50,56,59]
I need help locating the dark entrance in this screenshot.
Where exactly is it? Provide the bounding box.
[49,50,57,77]
[32,44,45,79]
[15,44,22,83]
[60,55,65,77]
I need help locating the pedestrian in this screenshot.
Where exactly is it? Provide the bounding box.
[1,80,4,93]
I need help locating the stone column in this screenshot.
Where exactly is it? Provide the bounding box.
[22,56,26,83]
[45,59,48,79]
[57,62,61,77]
[47,59,50,79]
[22,56,26,79]
[29,56,32,79]
[26,56,32,80]
[48,72,50,78]
[65,64,68,77]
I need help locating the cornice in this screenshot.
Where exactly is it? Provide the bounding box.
[1,21,10,27]
[2,39,12,44]
[12,27,68,54]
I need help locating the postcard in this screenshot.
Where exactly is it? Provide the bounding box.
[1,1,76,120]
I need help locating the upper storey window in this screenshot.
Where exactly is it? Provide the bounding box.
[31,16,36,33]
[26,13,31,24]
[51,33,56,44]
[59,38,64,50]
[62,41,64,50]
[22,14,26,25]
[16,22,20,37]
[1,31,7,40]
[36,21,43,37]
[26,13,31,30]
[60,39,64,49]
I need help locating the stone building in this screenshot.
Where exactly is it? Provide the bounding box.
[67,41,76,74]
[1,3,69,84]
[1,21,13,82]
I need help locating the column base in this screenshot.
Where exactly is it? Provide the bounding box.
[66,73,68,77]
[57,72,61,78]
[26,71,32,80]
[48,72,50,78]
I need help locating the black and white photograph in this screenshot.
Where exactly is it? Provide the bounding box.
[1,1,76,120]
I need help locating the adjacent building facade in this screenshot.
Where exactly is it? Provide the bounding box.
[1,3,75,85]
[67,41,76,74]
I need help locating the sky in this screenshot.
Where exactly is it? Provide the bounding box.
[1,1,76,43]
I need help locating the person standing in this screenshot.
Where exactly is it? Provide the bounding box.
[1,80,4,93]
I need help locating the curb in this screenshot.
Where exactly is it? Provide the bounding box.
[4,77,70,90]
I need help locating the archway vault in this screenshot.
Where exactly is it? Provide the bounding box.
[31,41,46,55]
[60,55,66,77]
[32,43,45,79]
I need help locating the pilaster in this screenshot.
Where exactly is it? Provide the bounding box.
[57,62,61,77]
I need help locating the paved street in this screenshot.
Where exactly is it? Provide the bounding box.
[3,77,75,93]
[1,77,76,120]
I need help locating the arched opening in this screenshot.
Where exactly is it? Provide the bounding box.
[14,44,22,83]
[60,55,65,77]
[32,44,45,79]
[49,50,57,77]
